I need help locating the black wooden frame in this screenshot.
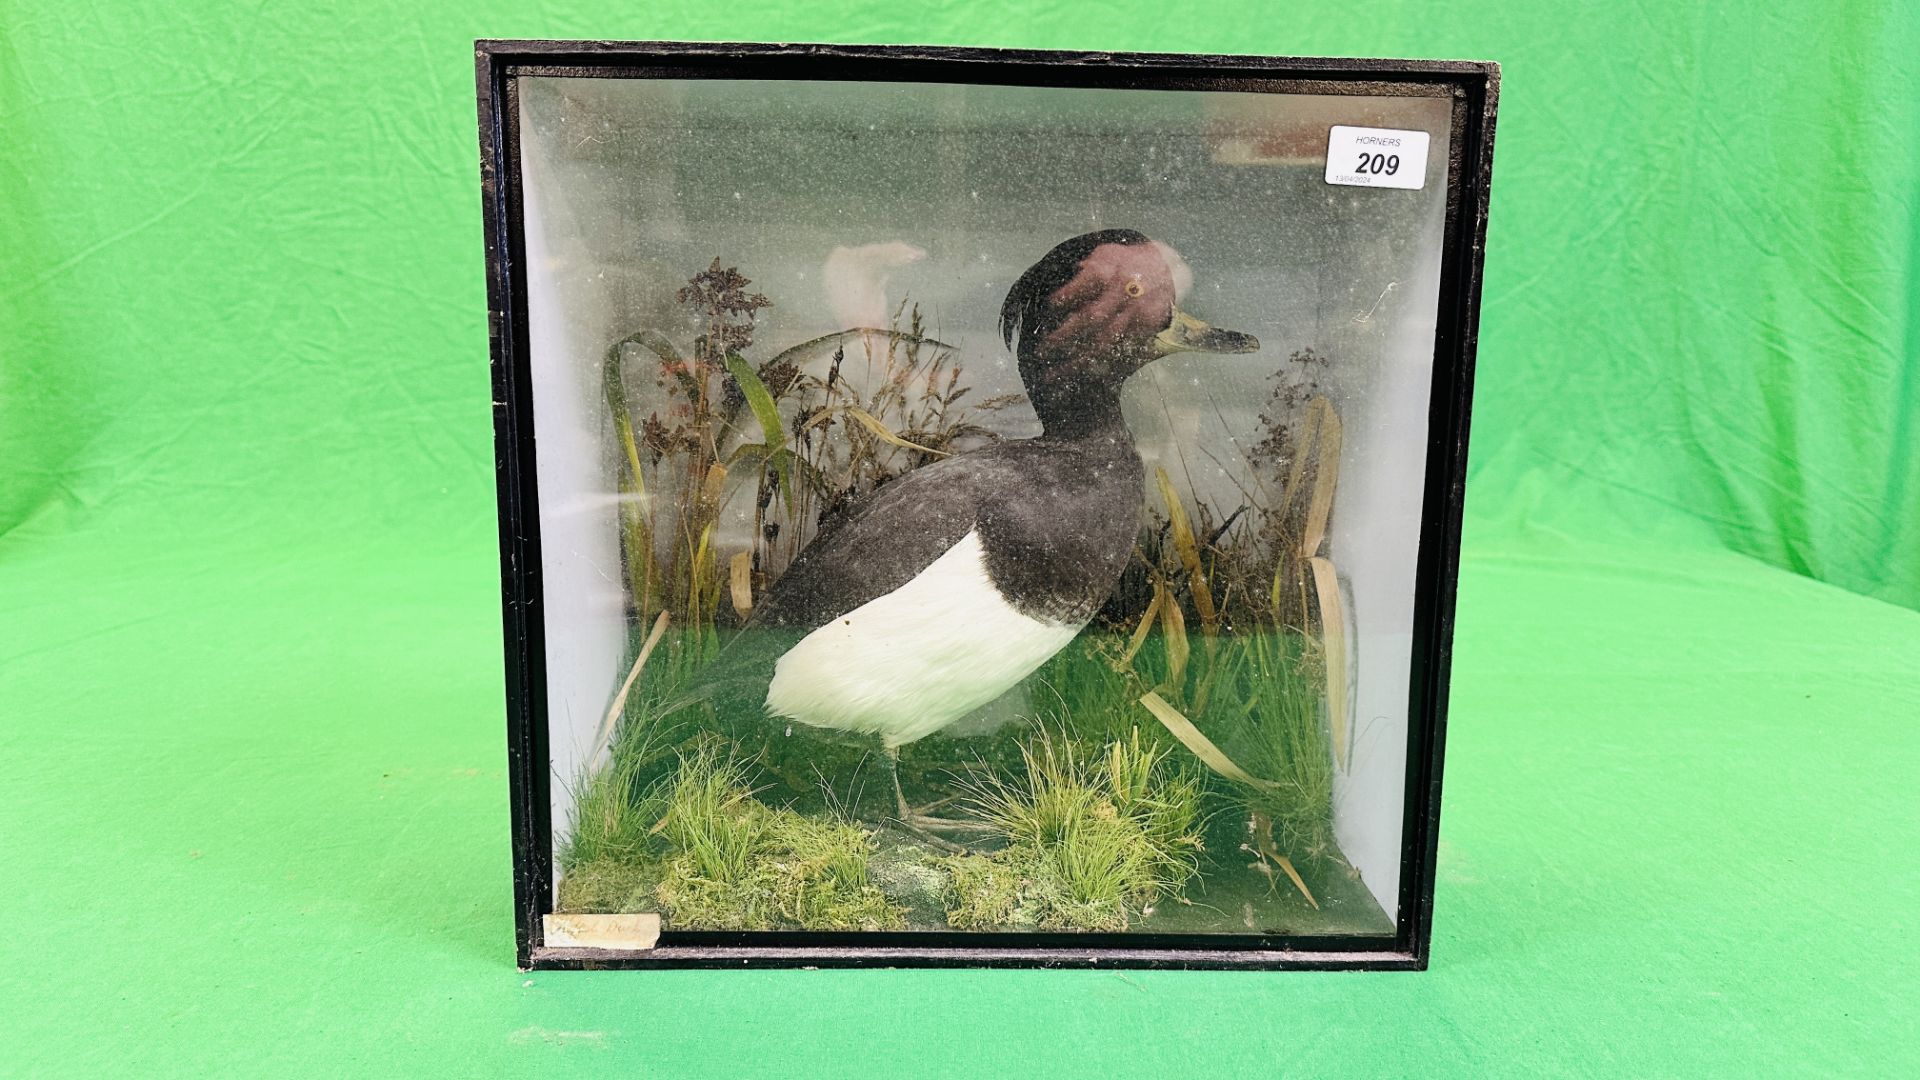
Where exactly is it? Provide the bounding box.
[475,39,1499,971]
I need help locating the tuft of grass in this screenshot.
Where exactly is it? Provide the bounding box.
[558,681,683,873]
[653,743,761,882]
[942,730,1204,932]
[1207,631,1336,858]
[645,746,906,932]
[1033,628,1334,871]
[758,811,899,931]
[560,749,665,870]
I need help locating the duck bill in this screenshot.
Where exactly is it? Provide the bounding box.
[1152,307,1260,356]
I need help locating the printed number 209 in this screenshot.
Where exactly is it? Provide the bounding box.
[1354,152,1401,176]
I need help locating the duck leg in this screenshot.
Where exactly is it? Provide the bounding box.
[883,745,994,853]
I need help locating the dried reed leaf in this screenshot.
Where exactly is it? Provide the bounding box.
[1153,467,1218,630]
[728,551,753,617]
[1117,584,1163,670]
[699,462,729,510]
[1268,548,1288,619]
[1252,810,1320,908]
[1272,856,1318,910]
[1308,556,1350,770]
[1299,396,1343,559]
[1157,582,1189,689]
[844,406,951,457]
[1139,691,1277,790]
[589,611,671,770]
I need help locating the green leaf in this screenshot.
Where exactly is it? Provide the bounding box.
[761,327,955,370]
[723,354,796,513]
[722,441,797,516]
[723,353,785,448]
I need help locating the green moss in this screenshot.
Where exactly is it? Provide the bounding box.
[560,744,905,932]
[653,796,904,931]
[556,858,659,914]
[942,731,1204,932]
[942,852,1043,929]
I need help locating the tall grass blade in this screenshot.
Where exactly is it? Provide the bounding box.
[761,326,956,371]
[1276,393,1324,518]
[723,352,786,448]
[602,336,659,615]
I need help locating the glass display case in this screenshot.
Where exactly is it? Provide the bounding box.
[476,41,1498,969]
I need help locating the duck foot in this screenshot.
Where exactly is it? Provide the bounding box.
[885,746,993,854]
[892,818,971,854]
[902,814,995,833]
[895,813,997,855]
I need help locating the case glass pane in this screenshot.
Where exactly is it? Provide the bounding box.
[515,74,1453,938]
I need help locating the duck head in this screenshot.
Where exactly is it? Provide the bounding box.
[1000,229,1259,437]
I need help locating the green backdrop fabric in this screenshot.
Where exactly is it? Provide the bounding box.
[3,2,1916,1077]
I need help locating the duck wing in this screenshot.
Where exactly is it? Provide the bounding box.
[687,446,1011,713]
[749,446,1020,631]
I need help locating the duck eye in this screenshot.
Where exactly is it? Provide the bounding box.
[1124,278,1145,298]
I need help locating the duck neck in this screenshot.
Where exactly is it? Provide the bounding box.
[1031,380,1134,444]
[1023,345,1138,444]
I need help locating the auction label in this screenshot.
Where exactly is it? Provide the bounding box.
[1325,126,1430,190]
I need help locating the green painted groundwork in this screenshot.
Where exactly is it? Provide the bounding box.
[3,3,1914,1076]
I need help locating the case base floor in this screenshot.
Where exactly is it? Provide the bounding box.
[559,829,1394,938]
[4,529,1914,1076]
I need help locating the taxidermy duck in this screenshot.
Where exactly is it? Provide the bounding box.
[716,229,1258,830]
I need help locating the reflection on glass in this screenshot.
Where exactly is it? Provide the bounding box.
[518,76,1451,936]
